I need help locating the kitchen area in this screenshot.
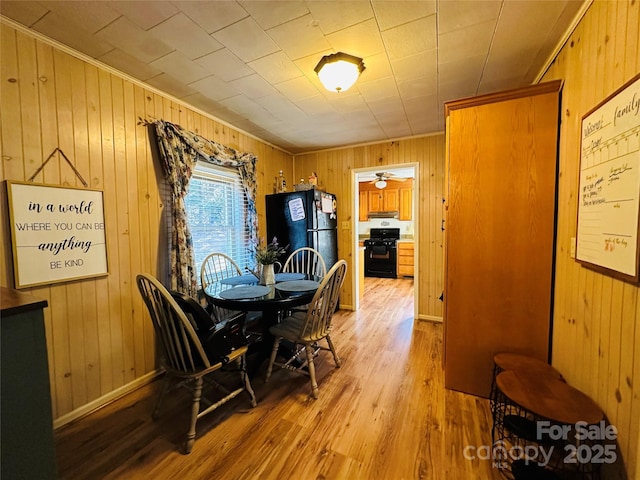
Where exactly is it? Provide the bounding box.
[356,167,416,288]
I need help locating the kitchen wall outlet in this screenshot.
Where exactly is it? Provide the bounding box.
[570,237,576,258]
[341,221,350,229]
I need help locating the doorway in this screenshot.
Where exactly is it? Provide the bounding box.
[352,163,419,320]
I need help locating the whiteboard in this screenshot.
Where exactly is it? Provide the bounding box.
[6,181,109,288]
[576,74,640,283]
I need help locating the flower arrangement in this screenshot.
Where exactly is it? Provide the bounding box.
[255,237,287,265]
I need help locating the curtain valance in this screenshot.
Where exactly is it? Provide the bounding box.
[150,119,258,296]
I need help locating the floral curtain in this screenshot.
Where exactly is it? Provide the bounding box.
[152,120,258,296]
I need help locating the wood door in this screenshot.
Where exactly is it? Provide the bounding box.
[444,81,562,398]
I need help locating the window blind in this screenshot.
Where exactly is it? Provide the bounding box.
[185,163,253,285]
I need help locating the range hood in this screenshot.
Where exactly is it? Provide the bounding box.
[368,210,399,219]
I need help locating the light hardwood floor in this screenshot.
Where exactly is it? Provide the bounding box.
[54,277,503,479]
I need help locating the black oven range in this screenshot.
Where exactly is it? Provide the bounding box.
[363,228,400,278]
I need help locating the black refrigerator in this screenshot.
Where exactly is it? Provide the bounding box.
[265,189,338,270]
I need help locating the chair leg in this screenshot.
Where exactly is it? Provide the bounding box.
[238,355,257,407]
[265,336,282,382]
[184,376,203,454]
[325,334,341,368]
[152,374,171,419]
[305,343,319,399]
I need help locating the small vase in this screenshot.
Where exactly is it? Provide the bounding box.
[259,263,276,285]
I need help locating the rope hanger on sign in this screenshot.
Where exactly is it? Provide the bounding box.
[27,147,88,187]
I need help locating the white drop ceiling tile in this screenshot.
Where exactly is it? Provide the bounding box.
[149,13,223,60]
[195,49,255,82]
[213,17,280,62]
[32,12,114,58]
[0,2,51,27]
[295,95,339,116]
[382,15,436,60]
[327,93,369,114]
[229,74,280,99]
[357,76,399,103]
[408,115,441,134]
[437,19,495,64]
[181,92,225,113]
[219,95,269,118]
[438,80,477,105]
[174,1,248,34]
[254,94,307,120]
[404,93,438,116]
[150,51,211,84]
[96,16,173,63]
[397,77,437,100]
[240,0,309,29]
[381,121,412,139]
[45,1,120,34]
[438,55,484,87]
[391,50,437,82]
[108,1,179,30]
[275,76,321,101]
[374,109,409,125]
[342,110,379,127]
[326,18,385,58]
[367,96,406,116]
[248,51,303,84]
[437,0,501,34]
[371,1,435,31]
[481,51,533,84]
[145,73,197,98]
[266,14,331,60]
[97,48,162,81]
[359,52,393,83]
[305,1,374,34]
[188,75,239,101]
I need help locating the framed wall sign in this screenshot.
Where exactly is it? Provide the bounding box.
[575,73,640,283]
[6,181,109,288]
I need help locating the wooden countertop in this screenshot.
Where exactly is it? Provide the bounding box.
[1,286,48,316]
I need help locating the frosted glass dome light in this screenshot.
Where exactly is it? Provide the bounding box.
[314,52,365,93]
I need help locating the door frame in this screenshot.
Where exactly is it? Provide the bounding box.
[351,163,419,320]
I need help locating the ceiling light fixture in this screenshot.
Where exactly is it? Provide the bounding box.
[314,52,365,93]
[375,180,387,189]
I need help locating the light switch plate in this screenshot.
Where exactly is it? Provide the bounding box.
[341,221,349,230]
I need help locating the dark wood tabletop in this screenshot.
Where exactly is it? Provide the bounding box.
[494,352,564,380]
[204,275,320,312]
[496,370,604,425]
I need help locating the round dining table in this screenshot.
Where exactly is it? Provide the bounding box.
[204,272,322,376]
[203,272,320,313]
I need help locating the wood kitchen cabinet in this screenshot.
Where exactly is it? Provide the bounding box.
[443,81,562,398]
[397,241,414,277]
[368,190,383,212]
[358,179,413,219]
[359,191,368,221]
[399,188,412,220]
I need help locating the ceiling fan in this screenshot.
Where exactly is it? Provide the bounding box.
[369,172,408,189]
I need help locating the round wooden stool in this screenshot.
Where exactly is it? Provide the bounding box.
[494,370,604,480]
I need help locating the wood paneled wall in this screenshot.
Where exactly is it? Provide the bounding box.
[294,136,445,320]
[542,1,639,477]
[0,23,293,423]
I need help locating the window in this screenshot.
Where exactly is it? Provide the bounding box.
[185,163,253,285]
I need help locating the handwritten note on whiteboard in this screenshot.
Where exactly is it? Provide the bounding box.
[576,74,640,283]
